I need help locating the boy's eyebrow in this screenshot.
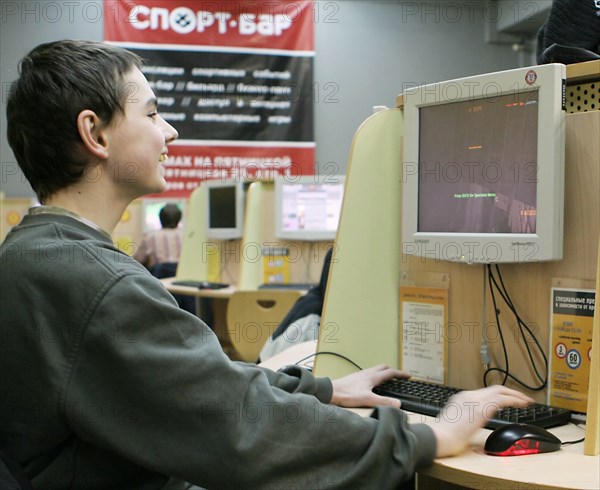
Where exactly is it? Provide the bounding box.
[145,97,158,108]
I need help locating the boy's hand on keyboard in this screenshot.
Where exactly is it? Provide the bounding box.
[432,385,534,458]
[331,365,409,408]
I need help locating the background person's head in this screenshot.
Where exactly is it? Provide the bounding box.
[159,204,182,229]
[6,40,143,204]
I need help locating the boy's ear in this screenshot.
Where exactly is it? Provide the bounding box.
[77,110,109,159]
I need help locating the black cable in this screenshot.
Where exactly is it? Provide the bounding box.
[562,422,587,445]
[561,437,586,446]
[488,271,547,387]
[485,264,510,386]
[483,264,547,391]
[492,265,548,385]
[488,264,547,389]
[293,351,363,371]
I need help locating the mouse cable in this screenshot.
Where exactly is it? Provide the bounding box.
[483,264,547,391]
[561,421,587,445]
[561,437,586,446]
[293,351,364,371]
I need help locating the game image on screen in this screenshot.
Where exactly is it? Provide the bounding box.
[280,182,344,238]
[418,90,539,234]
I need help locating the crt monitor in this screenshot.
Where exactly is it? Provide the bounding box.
[274,175,345,241]
[402,63,566,264]
[204,179,245,240]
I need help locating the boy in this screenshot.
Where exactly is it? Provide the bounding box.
[0,40,532,489]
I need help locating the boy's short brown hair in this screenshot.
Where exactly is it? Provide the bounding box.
[7,40,143,203]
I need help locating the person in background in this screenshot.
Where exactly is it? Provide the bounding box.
[134,203,183,273]
[1,39,533,490]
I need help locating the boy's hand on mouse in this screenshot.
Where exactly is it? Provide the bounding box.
[431,385,534,458]
[330,365,409,408]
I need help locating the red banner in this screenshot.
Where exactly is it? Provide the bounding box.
[104,0,315,198]
[164,142,315,194]
[104,0,314,51]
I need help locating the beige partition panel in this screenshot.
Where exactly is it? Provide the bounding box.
[238,181,272,290]
[314,108,404,378]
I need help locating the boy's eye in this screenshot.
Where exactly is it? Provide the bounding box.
[148,112,158,119]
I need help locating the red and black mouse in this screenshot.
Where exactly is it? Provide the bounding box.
[484,423,562,456]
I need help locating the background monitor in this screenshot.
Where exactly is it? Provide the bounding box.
[204,179,246,240]
[142,198,186,232]
[402,63,566,264]
[274,175,345,241]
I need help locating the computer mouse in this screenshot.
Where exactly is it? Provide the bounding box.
[484,423,562,456]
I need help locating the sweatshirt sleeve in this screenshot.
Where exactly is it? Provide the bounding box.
[241,362,333,404]
[63,272,436,489]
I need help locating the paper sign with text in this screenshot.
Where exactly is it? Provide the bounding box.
[399,286,448,383]
[549,288,595,412]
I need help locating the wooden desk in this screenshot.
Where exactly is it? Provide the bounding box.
[161,277,237,300]
[161,276,236,327]
[415,422,598,490]
[263,342,600,490]
[161,278,310,361]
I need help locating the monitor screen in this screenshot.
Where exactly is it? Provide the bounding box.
[204,180,245,240]
[402,64,566,263]
[274,175,345,241]
[418,90,538,234]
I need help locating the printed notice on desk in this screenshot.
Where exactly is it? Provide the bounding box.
[549,287,595,412]
[399,286,448,383]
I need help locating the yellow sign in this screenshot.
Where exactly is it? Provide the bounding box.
[549,288,595,412]
[262,247,290,284]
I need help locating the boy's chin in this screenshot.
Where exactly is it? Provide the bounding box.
[151,178,168,194]
[135,181,168,199]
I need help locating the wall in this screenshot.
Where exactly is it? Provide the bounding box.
[1,1,536,198]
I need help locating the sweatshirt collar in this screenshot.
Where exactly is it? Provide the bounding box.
[29,205,112,240]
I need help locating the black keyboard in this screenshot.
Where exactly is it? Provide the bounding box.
[373,378,572,430]
[258,283,317,290]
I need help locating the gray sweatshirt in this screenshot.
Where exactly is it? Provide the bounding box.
[0,211,436,489]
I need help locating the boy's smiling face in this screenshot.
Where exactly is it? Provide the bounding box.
[103,67,178,199]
